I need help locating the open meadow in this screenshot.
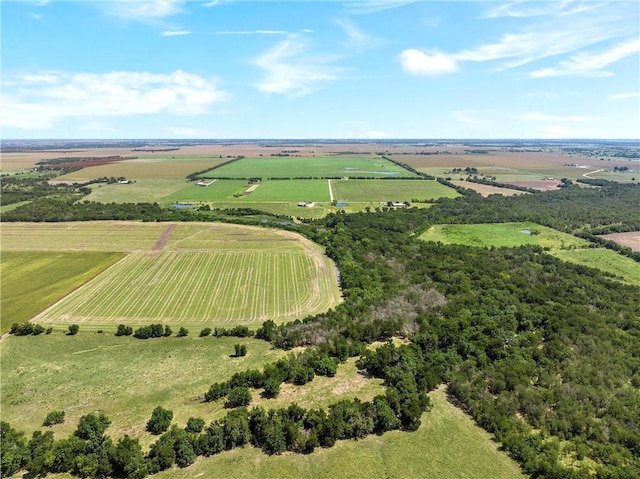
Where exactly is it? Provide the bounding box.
[1,331,524,479]
[1,222,342,329]
[200,155,417,179]
[419,222,590,250]
[331,179,459,203]
[550,248,640,287]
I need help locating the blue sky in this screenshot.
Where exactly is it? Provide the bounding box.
[2,0,639,139]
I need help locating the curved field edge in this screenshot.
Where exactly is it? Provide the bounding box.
[550,248,640,287]
[0,251,124,334]
[1,222,343,328]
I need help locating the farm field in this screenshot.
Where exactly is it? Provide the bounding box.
[84,179,188,204]
[600,231,640,251]
[54,156,228,181]
[200,155,417,179]
[550,248,640,287]
[0,251,123,334]
[156,387,524,479]
[331,179,459,203]
[419,222,589,250]
[451,180,527,197]
[35,249,339,327]
[0,331,524,479]
[1,222,342,328]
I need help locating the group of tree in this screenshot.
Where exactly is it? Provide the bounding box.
[133,323,172,339]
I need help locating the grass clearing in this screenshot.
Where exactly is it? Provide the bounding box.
[156,387,524,479]
[0,334,285,447]
[550,248,640,287]
[200,156,417,179]
[84,179,188,204]
[419,222,589,250]
[331,179,459,203]
[0,251,123,334]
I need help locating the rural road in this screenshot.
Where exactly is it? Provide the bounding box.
[583,168,604,178]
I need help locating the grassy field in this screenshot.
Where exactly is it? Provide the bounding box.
[1,331,524,479]
[0,251,123,334]
[331,179,459,203]
[200,156,417,179]
[156,387,524,479]
[84,179,188,204]
[55,156,227,181]
[1,222,342,328]
[35,250,340,327]
[550,248,640,287]
[0,334,286,447]
[419,222,589,250]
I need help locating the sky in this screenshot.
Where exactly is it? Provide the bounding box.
[1,0,639,139]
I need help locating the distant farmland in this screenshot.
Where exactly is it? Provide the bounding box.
[2,222,342,328]
[200,155,417,179]
[331,179,459,203]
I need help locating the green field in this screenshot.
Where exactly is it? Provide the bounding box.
[1,222,342,328]
[84,179,188,204]
[200,156,417,179]
[331,179,460,203]
[35,250,339,327]
[156,387,524,479]
[1,332,523,479]
[419,222,590,250]
[0,251,123,333]
[0,334,286,446]
[550,248,640,286]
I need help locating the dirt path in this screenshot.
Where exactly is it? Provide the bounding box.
[152,224,176,251]
[583,168,604,178]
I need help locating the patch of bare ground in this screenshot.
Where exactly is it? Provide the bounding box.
[500,180,561,191]
[451,181,526,197]
[600,232,640,252]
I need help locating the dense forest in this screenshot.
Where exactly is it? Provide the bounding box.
[2,177,639,478]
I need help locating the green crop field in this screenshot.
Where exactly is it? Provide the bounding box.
[0,251,123,333]
[331,179,460,203]
[156,387,524,479]
[84,179,189,204]
[35,250,339,327]
[419,222,589,250]
[1,222,341,328]
[550,248,640,286]
[200,156,417,179]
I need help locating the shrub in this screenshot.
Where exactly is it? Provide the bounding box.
[43,410,65,426]
[66,325,79,336]
[199,327,212,337]
[146,406,173,435]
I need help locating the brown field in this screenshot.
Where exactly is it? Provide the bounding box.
[600,232,640,252]
[0,148,137,171]
[451,181,527,196]
[503,180,561,191]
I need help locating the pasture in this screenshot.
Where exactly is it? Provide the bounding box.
[0,251,123,334]
[1,331,524,478]
[157,387,524,479]
[550,248,640,287]
[419,222,589,250]
[200,155,417,179]
[331,179,459,203]
[1,222,342,328]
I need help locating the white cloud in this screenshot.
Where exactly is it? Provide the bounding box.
[609,92,640,100]
[485,1,603,19]
[399,49,458,76]
[213,30,288,35]
[529,38,640,78]
[342,0,419,15]
[519,112,594,122]
[161,30,191,36]
[334,17,380,51]
[109,0,184,20]
[254,36,342,97]
[2,70,228,130]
